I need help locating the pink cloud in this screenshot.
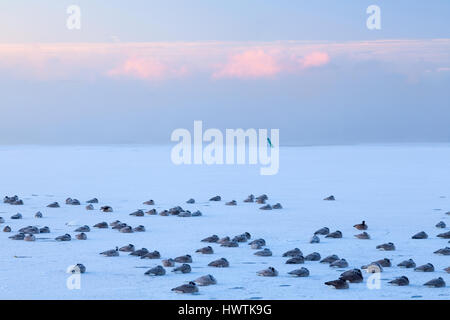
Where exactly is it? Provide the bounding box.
[299,52,330,69]
[108,57,167,80]
[213,50,280,79]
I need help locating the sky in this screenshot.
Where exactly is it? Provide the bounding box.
[0,1,449,145]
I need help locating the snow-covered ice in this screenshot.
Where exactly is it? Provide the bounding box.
[0,144,449,299]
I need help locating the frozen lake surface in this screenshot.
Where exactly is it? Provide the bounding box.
[0,144,449,299]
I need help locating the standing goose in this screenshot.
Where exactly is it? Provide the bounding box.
[288,267,309,277]
[100,247,119,257]
[172,264,192,274]
[172,281,198,294]
[257,267,278,277]
[389,276,409,286]
[145,265,166,276]
[353,221,368,230]
[194,274,217,286]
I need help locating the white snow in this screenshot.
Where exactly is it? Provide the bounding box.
[0,144,449,299]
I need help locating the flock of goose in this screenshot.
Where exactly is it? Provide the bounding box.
[2,193,449,295]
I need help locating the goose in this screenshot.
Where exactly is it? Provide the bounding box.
[169,206,183,215]
[221,240,239,247]
[39,226,50,233]
[272,203,283,209]
[435,221,446,228]
[141,250,161,259]
[178,211,192,217]
[372,258,391,268]
[397,259,416,268]
[68,264,86,274]
[93,222,108,229]
[109,220,121,227]
[208,258,229,268]
[320,254,339,264]
[85,204,94,210]
[423,277,446,288]
[314,227,330,236]
[146,209,157,215]
[24,234,35,242]
[172,264,191,274]
[330,259,349,268]
[9,233,25,240]
[3,226,11,232]
[412,231,428,239]
[192,210,202,217]
[186,198,195,204]
[209,196,221,201]
[364,262,383,273]
[47,202,60,208]
[304,252,321,261]
[232,232,251,242]
[354,232,370,240]
[310,235,320,243]
[282,248,302,257]
[162,258,175,267]
[249,239,266,247]
[119,244,135,252]
[389,276,409,286]
[172,281,198,294]
[433,247,450,255]
[256,194,268,201]
[55,234,71,241]
[288,267,310,277]
[100,206,113,213]
[353,221,368,230]
[112,223,127,230]
[444,267,450,273]
[286,256,305,264]
[143,200,154,205]
[324,278,348,289]
[254,248,272,256]
[225,200,237,206]
[86,198,98,204]
[129,210,144,217]
[0,217,4,223]
[174,255,192,263]
[243,195,254,203]
[201,235,219,243]
[259,204,272,210]
[34,212,43,218]
[133,225,145,232]
[323,195,335,201]
[3,195,18,204]
[144,265,166,276]
[257,267,278,277]
[159,210,169,216]
[130,248,149,257]
[74,225,90,232]
[251,242,263,249]
[19,226,39,234]
[325,230,342,238]
[10,213,22,219]
[196,246,214,254]
[194,274,217,286]
[256,198,266,204]
[218,236,230,244]
[414,263,435,272]
[100,247,119,257]
[376,242,395,251]
[75,233,87,240]
[340,269,363,283]
[437,231,450,239]
[68,198,80,205]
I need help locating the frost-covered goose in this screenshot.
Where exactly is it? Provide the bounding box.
[330,259,349,268]
[86,198,98,204]
[129,210,144,217]
[434,247,450,255]
[194,274,217,286]
[162,258,175,267]
[323,195,335,201]
[186,198,195,204]
[254,248,272,256]
[225,200,237,206]
[353,221,368,230]
[376,242,395,251]
[304,252,321,261]
[100,246,119,257]
[133,225,145,232]
[145,265,165,276]
[233,232,251,242]
[209,196,221,201]
[173,263,192,274]
[288,267,310,277]
[310,235,320,243]
[9,233,25,240]
[435,221,446,228]
[11,213,22,220]
[272,203,283,209]
[119,244,135,252]
[320,254,340,264]
[259,204,272,210]
[325,230,342,238]
[314,227,330,235]
[282,248,302,257]
[93,222,108,229]
[243,194,254,203]
[143,200,154,205]
[172,281,198,294]
[201,235,219,243]
[196,246,214,254]
[100,206,113,213]
[141,250,161,259]
[68,264,86,274]
[221,240,239,247]
[3,226,11,232]
[39,226,50,233]
[414,263,435,272]
[354,232,370,240]
[55,234,71,241]
[175,254,193,263]
[47,202,60,208]
[340,269,363,283]
[412,231,428,239]
[130,248,148,257]
[397,259,416,268]
[423,277,446,288]
[257,267,278,277]
[286,256,305,264]
[85,204,94,210]
[34,212,43,218]
[208,258,229,268]
[75,232,87,240]
[324,278,348,289]
[24,234,35,242]
[437,231,450,239]
[74,225,90,232]
[146,209,157,215]
[389,276,409,286]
